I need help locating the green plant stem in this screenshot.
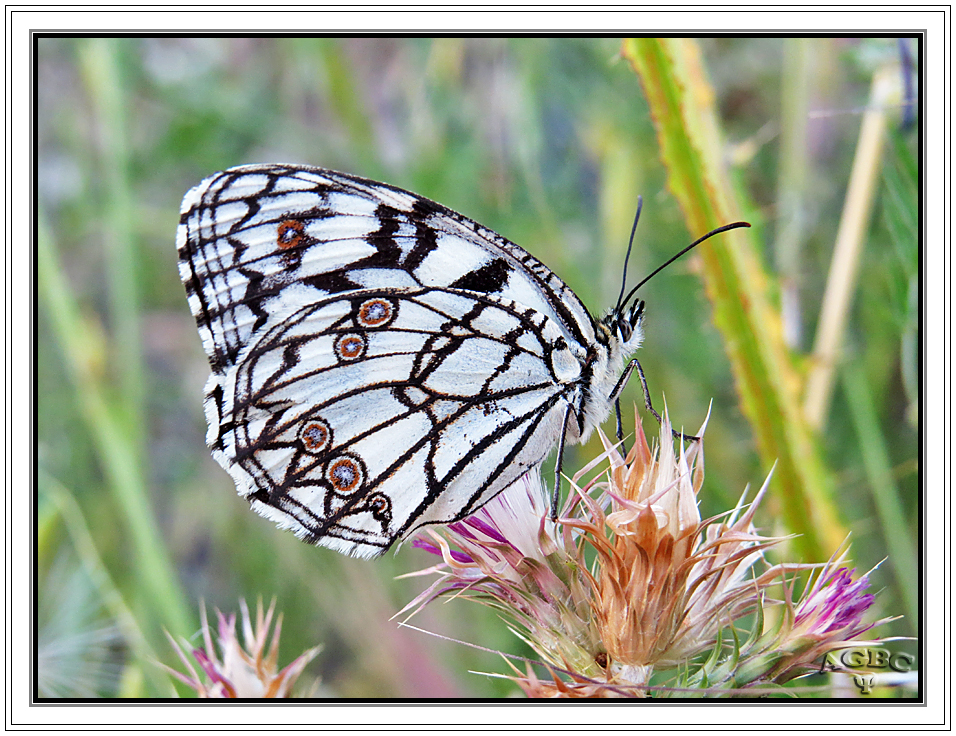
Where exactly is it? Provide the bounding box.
[78,38,145,455]
[774,38,812,349]
[804,65,900,429]
[622,38,846,562]
[38,211,191,643]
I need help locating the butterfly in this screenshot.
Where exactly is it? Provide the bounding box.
[177,164,744,559]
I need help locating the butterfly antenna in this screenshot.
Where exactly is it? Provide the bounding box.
[614,196,644,314]
[618,221,751,312]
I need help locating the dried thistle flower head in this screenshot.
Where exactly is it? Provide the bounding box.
[404,409,892,697]
[161,599,320,698]
[557,412,787,689]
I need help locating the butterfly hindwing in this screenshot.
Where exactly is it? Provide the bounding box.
[213,287,580,558]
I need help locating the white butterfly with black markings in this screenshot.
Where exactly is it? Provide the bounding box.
[177,164,745,559]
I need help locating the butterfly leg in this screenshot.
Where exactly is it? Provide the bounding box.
[614,398,625,444]
[609,358,699,443]
[551,405,572,521]
[610,365,634,453]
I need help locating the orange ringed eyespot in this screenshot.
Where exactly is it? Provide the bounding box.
[335,333,365,361]
[326,456,364,493]
[277,219,305,250]
[299,420,331,453]
[358,298,394,327]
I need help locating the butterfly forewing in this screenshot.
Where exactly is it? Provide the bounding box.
[177,164,632,559]
[177,165,597,375]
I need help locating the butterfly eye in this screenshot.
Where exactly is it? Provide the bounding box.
[616,315,633,343]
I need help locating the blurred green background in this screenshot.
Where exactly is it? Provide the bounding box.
[37,37,918,698]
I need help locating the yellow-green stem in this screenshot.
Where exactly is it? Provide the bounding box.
[622,38,847,561]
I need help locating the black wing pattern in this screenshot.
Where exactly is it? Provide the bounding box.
[177,164,600,558]
[220,287,581,557]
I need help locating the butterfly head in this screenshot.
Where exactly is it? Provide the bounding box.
[603,298,645,352]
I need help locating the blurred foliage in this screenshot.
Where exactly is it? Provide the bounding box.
[37,37,918,698]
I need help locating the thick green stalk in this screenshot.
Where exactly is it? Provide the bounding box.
[622,38,846,561]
